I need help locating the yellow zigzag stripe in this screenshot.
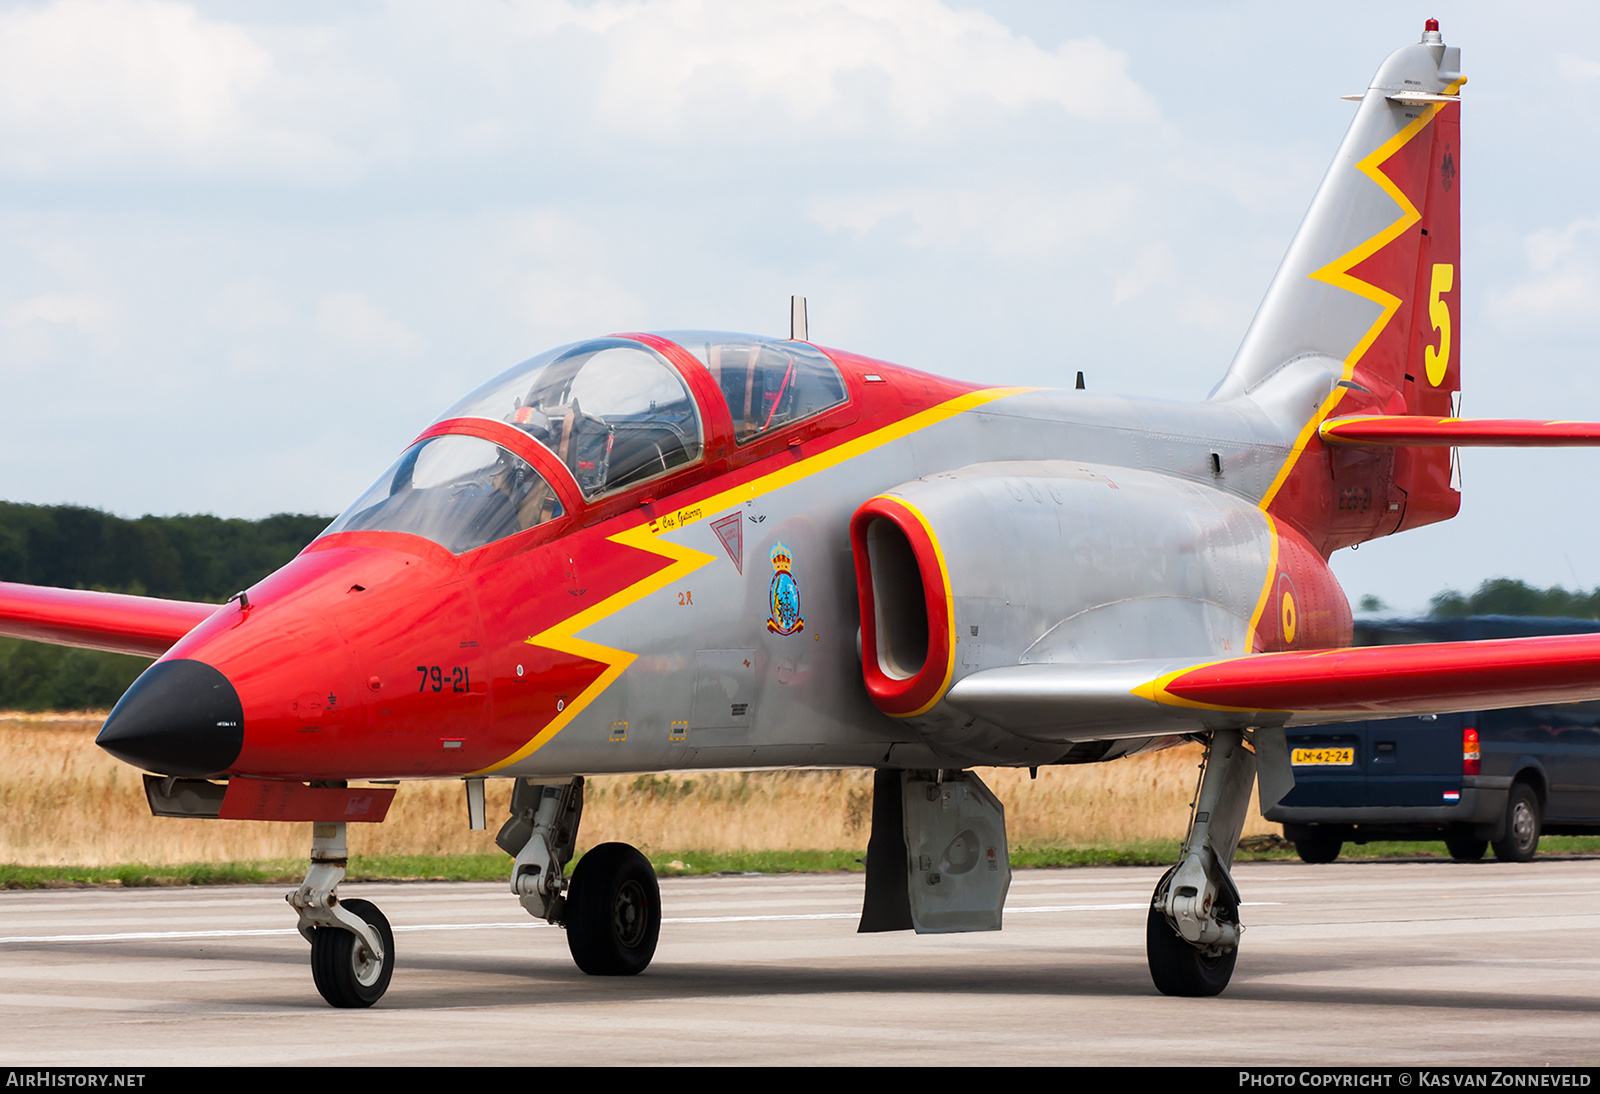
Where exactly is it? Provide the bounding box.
[474,385,1035,773]
[1258,83,1463,515]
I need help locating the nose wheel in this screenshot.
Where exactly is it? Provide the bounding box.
[311,898,395,1008]
[289,820,396,1008]
[565,842,661,975]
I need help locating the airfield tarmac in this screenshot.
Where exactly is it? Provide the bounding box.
[0,860,1596,1067]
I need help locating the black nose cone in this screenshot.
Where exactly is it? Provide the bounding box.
[98,659,244,777]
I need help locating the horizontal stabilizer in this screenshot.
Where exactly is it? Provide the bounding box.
[945,634,1600,740]
[0,582,218,658]
[1320,416,1600,446]
[1387,91,1460,105]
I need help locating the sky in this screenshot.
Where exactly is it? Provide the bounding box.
[3,0,1600,614]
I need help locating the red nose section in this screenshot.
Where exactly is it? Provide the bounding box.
[159,541,494,781]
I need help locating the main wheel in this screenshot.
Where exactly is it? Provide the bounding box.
[1146,868,1238,997]
[1445,836,1488,862]
[1294,834,1342,864]
[565,842,661,976]
[310,898,394,1008]
[1492,783,1541,863]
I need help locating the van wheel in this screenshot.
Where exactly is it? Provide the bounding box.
[1445,837,1487,862]
[1294,834,1341,863]
[1492,784,1540,863]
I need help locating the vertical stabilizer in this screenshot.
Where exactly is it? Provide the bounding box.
[1219,22,1463,553]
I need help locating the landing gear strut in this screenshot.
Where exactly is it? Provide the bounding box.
[289,820,395,1008]
[496,777,661,976]
[1147,728,1255,997]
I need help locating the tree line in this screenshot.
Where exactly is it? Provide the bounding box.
[0,503,328,710]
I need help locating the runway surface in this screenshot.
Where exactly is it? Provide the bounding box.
[1,859,1598,1066]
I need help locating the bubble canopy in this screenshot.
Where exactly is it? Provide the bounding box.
[441,337,703,500]
[324,333,850,554]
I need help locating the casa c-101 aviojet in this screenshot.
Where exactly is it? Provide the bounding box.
[4,21,1598,1006]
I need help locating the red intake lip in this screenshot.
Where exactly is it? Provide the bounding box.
[850,496,953,718]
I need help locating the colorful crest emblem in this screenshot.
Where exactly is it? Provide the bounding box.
[766,542,803,635]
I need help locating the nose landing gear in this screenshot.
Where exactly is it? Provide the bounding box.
[289,820,395,1008]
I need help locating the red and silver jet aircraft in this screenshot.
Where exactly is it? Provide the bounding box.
[3,21,1595,1006]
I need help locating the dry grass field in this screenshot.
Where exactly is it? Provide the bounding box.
[0,714,1279,867]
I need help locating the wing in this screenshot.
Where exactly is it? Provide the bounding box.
[944,633,1600,739]
[0,581,219,658]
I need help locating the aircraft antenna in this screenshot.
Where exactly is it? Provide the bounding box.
[790,295,808,341]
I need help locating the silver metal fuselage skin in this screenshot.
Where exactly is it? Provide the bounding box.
[495,382,1324,778]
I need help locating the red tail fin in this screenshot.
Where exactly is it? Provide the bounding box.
[1225,25,1465,555]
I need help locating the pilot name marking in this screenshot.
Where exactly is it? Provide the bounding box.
[651,505,704,533]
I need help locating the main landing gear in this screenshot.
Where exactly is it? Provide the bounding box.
[496,776,662,976]
[1147,728,1256,997]
[289,821,396,1008]
[564,842,661,974]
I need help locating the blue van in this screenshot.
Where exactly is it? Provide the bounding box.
[1264,616,1600,863]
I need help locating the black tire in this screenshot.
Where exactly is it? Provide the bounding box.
[1445,836,1488,862]
[1294,835,1342,864]
[310,898,394,1008]
[1492,783,1541,863]
[566,842,661,976]
[1145,868,1238,997]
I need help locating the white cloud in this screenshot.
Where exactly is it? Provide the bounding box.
[315,291,421,354]
[570,0,1156,135]
[1490,216,1600,326]
[5,291,113,330]
[0,0,380,179]
[1,290,124,362]
[489,212,644,338]
[809,184,1138,258]
[210,279,295,334]
[1177,288,1255,334]
[1557,53,1600,83]
[0,0,1155,183]
[1112,242,1172,304]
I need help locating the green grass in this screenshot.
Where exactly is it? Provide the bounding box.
[0,861,299,888]
[1295,835,1600,859]
[1012,840,1187,868]
[4,837,1599,888]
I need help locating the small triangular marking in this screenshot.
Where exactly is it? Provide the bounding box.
[710,511,744,575]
